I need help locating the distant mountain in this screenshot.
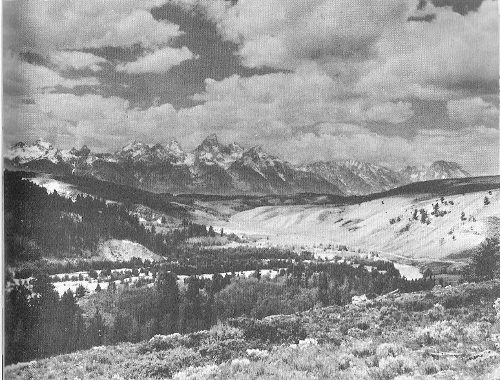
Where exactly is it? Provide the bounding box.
[6,139,62,165]
[4,136,471,195]
[303,160,403,195]
[399,161,470,183]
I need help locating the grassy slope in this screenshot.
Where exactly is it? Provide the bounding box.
[226,188,500,260]
[6,281,500,380]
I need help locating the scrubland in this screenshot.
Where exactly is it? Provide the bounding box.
[6,280,500,380]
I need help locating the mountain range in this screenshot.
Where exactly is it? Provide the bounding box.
[4,135,470,195]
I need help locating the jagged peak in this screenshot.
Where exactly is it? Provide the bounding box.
[247,145,264,153]
[228,142,244,152]
[72,145,91,156]
[198,133,220,148]
[430,160,463,169]
[243,145,282,163]
[242,145,266,158]
[120,140,149,152]
[11,141,26,149]
[166,139,183,151]
[150,143,165,150]
[34,138,53,150]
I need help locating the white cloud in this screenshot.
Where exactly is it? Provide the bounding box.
[117,46,197,74]
[447,97,498,125]
[364,101,414,124]
[3,51,100,95]
[50,51,108,72]
[358,0,498,100]
[211,0,408,72]
[411,126,498,176]
[10,93,181,150]
[4,1,182,52]
[188,0,497,101]
[273,125,498,176]
[6,89,498,176]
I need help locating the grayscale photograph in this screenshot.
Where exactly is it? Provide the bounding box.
[3,0,500,379]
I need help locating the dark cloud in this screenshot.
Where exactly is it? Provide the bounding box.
[407,14,437,22]
[421,0,486,15]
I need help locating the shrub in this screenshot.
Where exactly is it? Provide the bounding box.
[208,323,243,342]
[373,355,416,379]
[140,347,203,379]
[199,339,249,363]
[465,321,491,341]
[228,317,307,344]
[172,364,219,380]
[141,333,190,352]
[420,358,440,375]
[426,303,445,321]
[495,298,500,320]
[402,299,433,312]
[375,343,405,359]
[246,348,269,359]
[352,340,374,358]
[415,320,463,344]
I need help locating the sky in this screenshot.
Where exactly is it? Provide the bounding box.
[3,0,499,175]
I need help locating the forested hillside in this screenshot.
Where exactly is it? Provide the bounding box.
[4,171,209,262]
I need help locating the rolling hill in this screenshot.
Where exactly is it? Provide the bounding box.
[225,176,500,260]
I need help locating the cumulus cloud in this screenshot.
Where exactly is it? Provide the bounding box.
[5,93,181,150]
[3,52,100,95]
[447,97,498,125]
[50,51,108,72]
[6,89,498,176]
[364,102,414,124]
[211,0,408,72]
[273,124,498,176]
[4,0,182,53]
[187,0,497,101]
[117,46,197,74]
[358,0,498,100]
[4,0,498,177]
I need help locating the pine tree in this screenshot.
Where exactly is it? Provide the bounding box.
[156,269,180,334]
[470,238,499,281]
[318,272,329,306]
[75,284,87,298]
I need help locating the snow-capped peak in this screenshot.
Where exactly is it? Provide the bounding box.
[194,134,244,168]
[6,139,60,164]
[120,141,149,153]
[200,133,219,147]
[165,140,185,157]
[35,138,53,150]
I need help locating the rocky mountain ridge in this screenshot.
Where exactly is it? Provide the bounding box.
[5,135,470,195]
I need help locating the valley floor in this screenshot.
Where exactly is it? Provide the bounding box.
[6,281,500,380]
